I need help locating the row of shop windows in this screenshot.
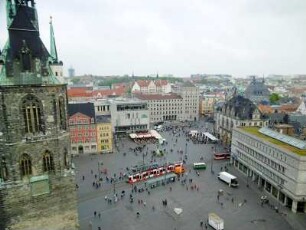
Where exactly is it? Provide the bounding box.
[70,125,96,130]
[236,132,290,164]
[237,142,286,174]
[71,133,96,137]
[71,138,97,143]
[236,150,285,185]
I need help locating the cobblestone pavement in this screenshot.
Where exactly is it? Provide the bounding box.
[74,120,304,230]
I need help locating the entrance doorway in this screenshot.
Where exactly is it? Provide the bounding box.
[78,145,84,154]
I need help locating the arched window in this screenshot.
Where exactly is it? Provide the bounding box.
[20,154,32,176]
[21,94,44,134]
[0,157,9,181]
[59,96,67,130]
[43,151,55,172]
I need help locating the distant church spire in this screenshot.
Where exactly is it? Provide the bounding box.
[50,16,58,62]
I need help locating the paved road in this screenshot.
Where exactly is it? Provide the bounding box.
[74,120,299,230]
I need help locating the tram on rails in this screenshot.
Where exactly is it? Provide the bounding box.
[127,162,185,184]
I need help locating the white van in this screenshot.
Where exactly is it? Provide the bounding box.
[218,172,239,187]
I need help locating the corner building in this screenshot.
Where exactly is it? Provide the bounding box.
[232,127,306,213]
[0,1,78,229]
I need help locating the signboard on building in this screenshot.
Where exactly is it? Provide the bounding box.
[30,175,50,197]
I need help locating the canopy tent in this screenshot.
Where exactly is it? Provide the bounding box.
[149,129,163,140]
[203,132,218,141]
[129,133,153,139]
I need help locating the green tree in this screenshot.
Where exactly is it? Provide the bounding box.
[269,93,281,104]
[71,77,80,84]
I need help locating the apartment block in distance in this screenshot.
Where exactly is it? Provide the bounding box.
[135,93,182,123]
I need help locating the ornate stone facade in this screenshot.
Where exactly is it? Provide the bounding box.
[0,1,78,229]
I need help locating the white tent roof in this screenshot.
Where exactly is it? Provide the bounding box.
[203,132,218,141]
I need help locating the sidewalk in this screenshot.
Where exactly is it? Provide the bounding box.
[232,167,306,230]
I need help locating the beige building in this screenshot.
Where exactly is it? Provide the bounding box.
[96,116,113,153]
[135,93,183,123]
[200,95,217,117]
[173,82,200,121]
[131,80,171,94]
[94,100,113,153]
[232,126,306,213]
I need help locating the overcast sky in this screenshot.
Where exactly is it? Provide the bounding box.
[1,0,306,77]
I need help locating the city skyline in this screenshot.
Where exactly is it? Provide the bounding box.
[1,0,306,77]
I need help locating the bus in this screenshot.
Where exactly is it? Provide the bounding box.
[193,162,207,170]
[214,153,230,160]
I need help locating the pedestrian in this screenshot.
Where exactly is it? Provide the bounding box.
[98,212,101,219]
[200,221,203,227]
[205,223,208,229]
[217,194,219,201]
[82,175,85,180]
[94,211,97,217]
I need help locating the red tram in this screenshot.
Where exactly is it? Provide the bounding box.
[127,162,185,184]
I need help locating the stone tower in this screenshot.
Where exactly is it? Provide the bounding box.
[0,1,78,229]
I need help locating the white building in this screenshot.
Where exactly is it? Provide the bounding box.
[232,126,306,213]
[109,98,150,135]
[135,93,183,123]
[131,80,171,94]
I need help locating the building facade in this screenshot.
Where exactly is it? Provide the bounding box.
[200,95,218,117]
[214,95,268,146]
[109,98,150,136]
[135,93,182,123]
[0,2,78,229]
[173,82,199,121]
[68,103,97,155]
[232,127,306,213]
[94,101,113,153]
[131,80,171,94]
[96,115,113,153]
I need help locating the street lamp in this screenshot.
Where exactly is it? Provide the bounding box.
[211,146,214,174]
[185,142,187,155]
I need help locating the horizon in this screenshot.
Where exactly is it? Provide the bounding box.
[1,0,306,78]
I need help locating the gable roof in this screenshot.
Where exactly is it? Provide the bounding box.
[224,95,260,119]
[68,103,95,120]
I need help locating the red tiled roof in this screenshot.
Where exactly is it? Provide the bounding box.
[92,87,126,98]
[135,93,182,100]
[134,80,151,87]
[258,104,273,114]
[67,88,92,98]
[155,80,168,86]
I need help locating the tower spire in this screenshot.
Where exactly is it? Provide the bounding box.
[50,16,58,62]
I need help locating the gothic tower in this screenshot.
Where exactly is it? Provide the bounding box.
[0,1,78,229]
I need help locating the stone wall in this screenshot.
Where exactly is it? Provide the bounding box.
[1,175,78,230]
